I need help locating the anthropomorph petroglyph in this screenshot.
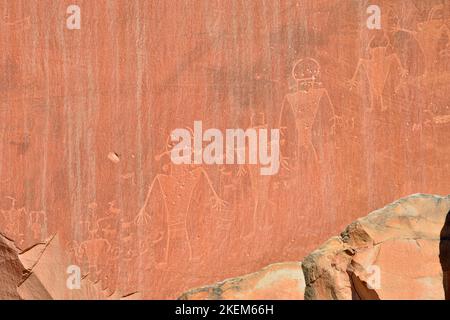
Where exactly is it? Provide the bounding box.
[416,5,450,75]
[134,133,227,265]
[348,33,407,111]
[0,197,25,241]
[243,112,277,237]
[0,197,47,247]
[280,58,336,166]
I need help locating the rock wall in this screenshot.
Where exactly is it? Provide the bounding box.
[181,194,450,300]
[180,262,305,300]
[0,232,138,299]
[303,194,450,300]
[1,0,449,298]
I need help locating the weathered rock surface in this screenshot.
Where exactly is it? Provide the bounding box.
[2,194,450,299]
[1,0,450,298]
[0,232,138,299]
[302,194,450,300]
[0,234,25,299]
[180,194,450,300]
[179,262,305,300]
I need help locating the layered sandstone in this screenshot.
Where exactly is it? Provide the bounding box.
[181,194,450,300]
[179,262,305,300]
[302,193,450,300]
[0,232,138,299]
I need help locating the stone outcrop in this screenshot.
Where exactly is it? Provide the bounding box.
[2,0,450,299]
[302,194,450,300]
[179,262,305,300]
[181,194,450,300]
[0,232,139,300]
[0,234,26,299]
[3,193,448,299]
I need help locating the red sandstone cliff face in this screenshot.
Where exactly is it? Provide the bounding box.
[180,194,450,300]
[1,0,450,298]
[1,194,450,299]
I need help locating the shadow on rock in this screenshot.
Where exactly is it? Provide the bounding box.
[440,210,450,300]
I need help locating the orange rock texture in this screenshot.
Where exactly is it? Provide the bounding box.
[181,194,450,300]
[179,262,305,300]
[0,0,449,299]
[303,194,450,300]
[0,233,140,299]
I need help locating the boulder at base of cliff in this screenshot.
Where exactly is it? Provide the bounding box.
[302,194,450,300]
[0,233,140,300]
[179,262,305,300]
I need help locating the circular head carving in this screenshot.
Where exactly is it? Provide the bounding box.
[292,58,321,82]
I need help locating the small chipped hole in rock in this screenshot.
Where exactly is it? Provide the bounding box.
[108,152,120,163]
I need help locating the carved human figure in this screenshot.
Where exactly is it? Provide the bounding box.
[134,134,227,267]
[28,210,46,242]
[242,112,276,237]
[73,203,117,285]
[279,58,337,234]
[75,235,114,284]
[380,4,450,88]
[0,197,26,245]
[1,14,30,28]
[280,58,336,166]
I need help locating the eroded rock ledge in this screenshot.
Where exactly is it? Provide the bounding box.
[179,262,305,300]
[181,194,450,300]
[0,233,139,299]
[1,194,449,299]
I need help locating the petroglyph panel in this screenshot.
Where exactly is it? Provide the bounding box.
[0,0,449,298]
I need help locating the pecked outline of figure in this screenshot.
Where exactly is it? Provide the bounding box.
[244,111,277,237]
[386,3,450,90]
[134,132,228,267]
[0,15,31,31]
[94,201,121,242]
[0,196,27,245]
[280,57,336,168]
[384,3,450,88]
[416,5,450,74]
[348,33,407,112]
[73,204,116,286]
[385,5,425,74]
[28,210,46,242]
[278,58,338,236]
